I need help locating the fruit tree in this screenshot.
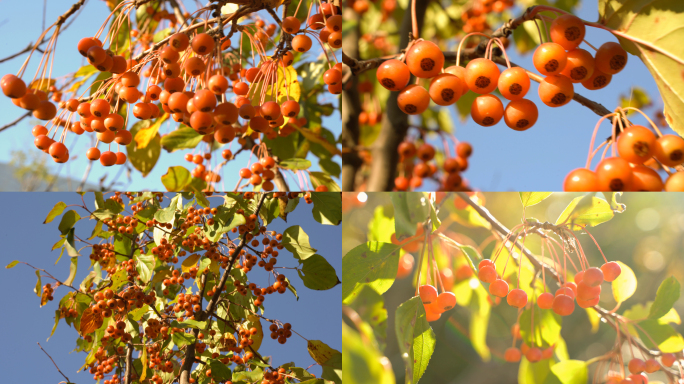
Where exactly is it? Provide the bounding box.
[6,191,342,384]
[341,0,684,192]
[0,0,342,192]
[342,191,684,383]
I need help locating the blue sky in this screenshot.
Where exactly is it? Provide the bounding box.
[412,1,670,191]
[0,192,341,382]
[0,0,341,191]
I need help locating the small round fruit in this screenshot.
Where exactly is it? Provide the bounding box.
[471,94,503,126]
[428,73,463,106]
[436,292,456,311]
[526,347,542,363]
[581,68,612,90]
[419,285,438,305]
[537,292,554,309]
[661,353,677,368]
[465,58,499,94]
[582,267,604,287]
[478,265,497,283]
[489,279,509,297]
[596,157,634,191]
[503,99,538,131]
[617,125,657,164]
[665,171,684,192]
[507,288,528,308]
[595,42,628,75]
[538,75,574,107]
[397,84,430,115]
[628,358,646,374]
[550,14,586,50]
[533,43,567,76]
[444,66,469,97]
[552,294,574,316]
[405,40,444,78]
[498,67,530,101]
[564,168,598,191]
[561,49,595,83]
[504,347,522,362]
[601,261,622,282]
[376,59,411,91]
[631,164,664,191]
[653,134,684,167]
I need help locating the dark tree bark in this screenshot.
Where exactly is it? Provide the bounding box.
[341,7,363,191]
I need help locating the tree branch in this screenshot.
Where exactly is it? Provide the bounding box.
[341,7,363,191]
[124,342,133,384]
[0,111,32,133]
[456,192,679,380]
[178,193,268,384]
[37,342,71,383]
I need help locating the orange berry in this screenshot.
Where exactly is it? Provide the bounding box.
[581,68,612,90]
[549,14,586,50]
[631,164,664,191]
[533,43,567,76]
[428,73,463,106]
[653,134,684,167]
[596,157,634,191]
[560,49,595,83]
[595,42,628,75]
[465,58,499,94]
[617,125,657,164]
[397,84,429,115]
[376,59,410,91]
[538,75,573,107]
[418,285,438,305]
[498,67,530,101]
[405,41,444,78]
[444,65,469,97]
[503,98,538,131]
[471,94,503,126]
[665,172,684,192]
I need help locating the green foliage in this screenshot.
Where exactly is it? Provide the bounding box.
[395,297,436,384]
[555,195,615,230]
[649,277,681,319]
[342,242,401,304]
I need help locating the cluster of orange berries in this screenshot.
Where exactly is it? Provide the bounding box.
[394,141,474,191]
[103,214,141,235]
[461,0,514,33]
[233,156,279,190]
[601,354,680,384]
[171,293,203,319]
[88,350,119,382]
[260,367,290,384]
[564,124,684,191]
[59,304,79,319]
[418,284,456,322]
[143,318,170,340]
[477,260,622,316]
[42,283,55,302]
[104,320,134,344]
[269,322,293,344]
[504,339,557,364]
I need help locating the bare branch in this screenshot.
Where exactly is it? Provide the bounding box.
[0,111,32,133]
[38,342,72,383]
[124,343,133,384]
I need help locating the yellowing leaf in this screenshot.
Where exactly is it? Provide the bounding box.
[80,307,103,336]
[140,347,148,381]
[598,0,684,136]
[585,308,600,333]
[181,255,201,273]
[243,315,263,352]
[612,261,637,304]
[29,78,56,93]
[307,340,340,365]
[135,114,168,148]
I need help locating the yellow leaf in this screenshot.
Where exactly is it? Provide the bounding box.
[80,306,104,336]
[612,261,637,304]
[181,255,201,274]
[307,340,340,364]
[585,308,600,333]
[243,315,263,352]
[140,347,148,381]
[135,114,168,149]
[29,78,56,93]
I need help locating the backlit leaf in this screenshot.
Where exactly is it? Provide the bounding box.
[612,261,637,303]
[519,192,552,208]
[282,225,317,260]
[555,195,614,230]
[649,277,681,319]
[342,242,401,304]
[307,340,340,365]
[161,166,191,191]
[395,297,435,384]
[181,255,201,273]
[79,307,103,336]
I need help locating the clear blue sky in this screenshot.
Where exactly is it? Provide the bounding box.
[415,1,669,191]
[0,192,341,382]
[0,0,341,191]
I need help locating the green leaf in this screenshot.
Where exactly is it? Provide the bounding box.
[172,332,196,347]
[555,195,614,230]
[44,202,67,224]
[309,171,341,192]
[635,319,684,352]
[342,323,395,384]
[280,158,312,170]
[75,65,98,77]
[598,0,684,136]
[549,360,588,384]
[519,306,562,347]
[347,285,388,351]
[321,352,342,384]
[342,242,401,304]
[649,277,681,319]
[127,120,161,177]
[612,261,637,304]
[135,254,155,284]
[65,228,80,257]
[282,225,317,260]
[161,166,192,191]
[6,260,20,269]
[395,297,435,384]
[319,158,341,178]
[298,255,339,290]
[519,192,552,208]
[64,257,78,286]
[311,192,341,225]
[232,368,264,382]
[160,125,204,152]
[208,359,231,381]
[90,71,112,96]
[34,270,42,297]
[391,192,428,240]
[58,210,81,234]
[307,340,340,364]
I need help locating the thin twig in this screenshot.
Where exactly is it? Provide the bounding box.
[0,111,32,133]
[37,342,72,383]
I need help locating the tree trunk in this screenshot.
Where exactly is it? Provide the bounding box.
[341,6,362,191]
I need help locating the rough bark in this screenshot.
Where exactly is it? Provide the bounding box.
[341,6,363,191]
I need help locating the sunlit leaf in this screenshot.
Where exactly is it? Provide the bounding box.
[555,195,614,230]
[612,261,637,303]
[44,202,66,224]
[395,297,435,384]
[519,192,552,208]
[307,340,340,365]
[649,277,681,319]
[342,242,401,304]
